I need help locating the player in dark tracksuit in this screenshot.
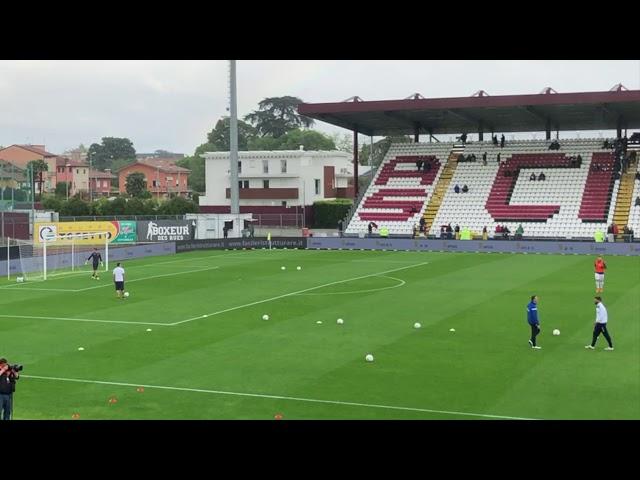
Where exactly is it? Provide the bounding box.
[86,248,103,280]
[527,295,542,349]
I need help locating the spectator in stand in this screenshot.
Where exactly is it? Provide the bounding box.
[495,225,502,235]
[413,224,419,239]
[482,152,487,166]
[440,225,446,239]
[549,139,560,150]
[454,184,460,194]
[577,154,583,166]
[503,226,511,239]
[454,224,460,240]
[500,134,505,148]
[635,196,640,206]
[470,154,477,162]
[497,153,501,163]
[482,226,488,240]
[612,223,619,236]
[419,217,426,233]
[530,172,536,181]
[446,223,453,239]
[538,172,546,181]
[416,159,423,170]
[492,135,498,146]
[603,139,610,149]
[607,224,613,235]
[462,184,469,193]
[338,219,343,238]
[368,222,376,237]
[424,161,431,172]
[457,133,468,144]
[515,224,524,240]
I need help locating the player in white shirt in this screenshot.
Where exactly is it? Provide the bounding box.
[112,263,126,299]
[585,296,614,351]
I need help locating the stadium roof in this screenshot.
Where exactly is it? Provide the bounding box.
[298,88,640,137]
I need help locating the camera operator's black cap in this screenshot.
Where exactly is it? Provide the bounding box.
[0,358,6,364]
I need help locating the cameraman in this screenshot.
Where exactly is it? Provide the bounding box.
[0,358,20,420]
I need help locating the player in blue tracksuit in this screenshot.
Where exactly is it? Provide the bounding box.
[527,295,542,349]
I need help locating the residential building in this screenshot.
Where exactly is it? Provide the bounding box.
[90,169,116,197]
[199,148,358,223]
[0,144,58,191]
[55,158,89,196]
[117,158,190,197]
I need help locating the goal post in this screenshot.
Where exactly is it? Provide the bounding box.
[10,232,110,281]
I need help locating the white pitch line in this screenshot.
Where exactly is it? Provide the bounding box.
[296,275,406,296]
[171,261,429,326]
[0,314,168,326]
[22,374,535,420]
[74,266,221,292]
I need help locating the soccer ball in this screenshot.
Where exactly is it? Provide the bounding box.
[297,266,302,270]
[414,322,422,329]
[262,314,269,321]
[336,318,344,325]
[281,266,286,270]
[365,354,374,362]
[124,292,130,298]
[553,329,560,336]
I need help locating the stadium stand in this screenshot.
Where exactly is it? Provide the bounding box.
[345,143,451,235]
[346,138,628,239]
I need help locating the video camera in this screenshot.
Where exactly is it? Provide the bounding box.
[10,364,23,372]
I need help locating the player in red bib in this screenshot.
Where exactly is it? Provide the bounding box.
[594,256,607,293]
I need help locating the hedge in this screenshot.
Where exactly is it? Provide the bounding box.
[312,199,353,228]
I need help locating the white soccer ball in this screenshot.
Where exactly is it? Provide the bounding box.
[414,322,422,329]
[365,354,374,362]
[297,266,302,270]
[262,314,269,321]
[281,266,286,270]
[553,329,560,336]
[449,328,456,332]
[336,318,344,325]
[124,292,130,298]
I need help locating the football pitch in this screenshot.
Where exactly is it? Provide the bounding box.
[1,248,638,420]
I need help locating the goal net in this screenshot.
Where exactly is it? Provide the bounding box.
[7,232,109,281]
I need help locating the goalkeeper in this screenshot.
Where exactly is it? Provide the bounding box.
[86,248,104,280]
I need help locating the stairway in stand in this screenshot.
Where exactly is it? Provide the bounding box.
[423,151,459,232]
[612,157,638,239]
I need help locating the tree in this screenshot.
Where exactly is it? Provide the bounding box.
[207,117,256,151]
[41,195,63,212]
[60,196,91,216]
[55,182,70,198]
[157,196,198,215]
[244,96,314,138]
[176,142,213,194]
[125,172,148,198]
[124,197,155,215]
[329,133,353,154]
[88,137,136,171]
[359,135,412,166]
[248,129,336,151]
[26,159,49,199]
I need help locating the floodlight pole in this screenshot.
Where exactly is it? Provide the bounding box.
[229,60,240,215]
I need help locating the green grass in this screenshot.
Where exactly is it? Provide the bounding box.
[1,248,639,420]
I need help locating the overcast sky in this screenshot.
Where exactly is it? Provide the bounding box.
[0,60,638,155]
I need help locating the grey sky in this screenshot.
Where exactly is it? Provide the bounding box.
[0,60,638,155]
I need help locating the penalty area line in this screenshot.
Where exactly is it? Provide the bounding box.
[22,374,537,420]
